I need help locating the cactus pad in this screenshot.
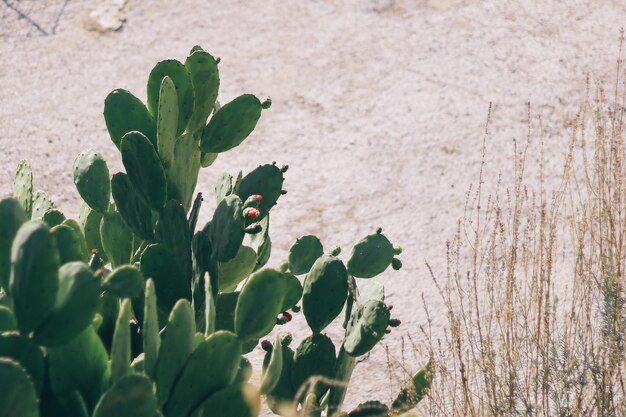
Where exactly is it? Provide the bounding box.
[235,269,287,340]
[143,279,160,380]
[236,164,284,220]
[218,245,257,292]
[0,333,45,393]
[190,383,261,417]
[343,299,390,357]
[73,151,111,213]
[102,265,144,298]
[0,358,39,417]
[111,173,154,241]
[164,331,242,417]
[93,374,158,417]
[155,299,196,406]
[100,210,135,267]
[33,262,101,347]
[147,59,194,135]
[210,194,245,262]
[302,255,349,333]
[288,235,324,275]
[0,198,27,290]
[13,160,33,218]
[120,131,167,210]
[346,232,395,278]
[157,76,179,169]
[200,94,263,153]
[291,333,337,398]
[185,48,220,133]
[104,89,157,149]
[10,221,60,334]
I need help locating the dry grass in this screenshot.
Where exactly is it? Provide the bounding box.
[420,31,626,417]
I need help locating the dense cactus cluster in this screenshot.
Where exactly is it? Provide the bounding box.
[0,47,430,417]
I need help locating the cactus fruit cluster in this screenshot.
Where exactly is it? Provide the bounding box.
[0,46,430,417]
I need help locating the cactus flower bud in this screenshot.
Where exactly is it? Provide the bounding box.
[252,194,263,202]
[244,207,260,220]
[388,304,394,310]
[393,245,403,255]
[391,258,402,270]
[244,224,263,234]
[388,318,401,327]
[276,316,288,325]
[282,311,293,322]
[281,164,289,173]
[291,304,301,313]
[376,227,383,234]
[330,246,342,256]
[281,332,293,346]
[262,97,272,109]
[385,329,391,334]
[280,189,287,195]
[215,56,221,64]
[91,248,98,255]
[261,339,273,352]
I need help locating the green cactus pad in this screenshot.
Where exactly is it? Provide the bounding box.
[10,221,60,333]
[210,194,245,262]
[13,160,33,218]
[78,203,107,262]
[42,209,66,228]
[140,244,192,326]
[155,299,196,406]
[288,235,324,275]
[200,151,219,167]
[93,374,158,417]
[120,131,167,210]
[164,331,242,417]
[281,272,303,311]
[291,333,337,398]
[191,383,261,417]
[155,200,192,282]
[31,190,54,220]
[346,232,395,278]
[302,256,348,333]
[0,198,27,290]
[143,279,161,379]
[218,245,257,292]
[0,358,39,417]
[348,400,389,417]
[157,76,179,169]
[391,362,432,413]
[167,133,202,211]
[110,299,131,383]
[0,333,45,394]
[102,265,144,298]
[236,164,284,221]
[215,171,233,204]
[0,306,17,331]
[111,173,154,241]
[100,210,135,267]
[247,215,271,272]
[48,326,110,412]
[51,224,88,264]
[265,345,296,415]
[343,299,390,357]
[147,59,194,135]
[215,291,239,332]
[260,333,284,394]
[73,151,111,213]
[200,94,263,153]
[235,269,287,341]
[131,353,145,373]
[185,48,220,133]
[33,262,101,347]
[104,89,157,149]
[235,356,253,383]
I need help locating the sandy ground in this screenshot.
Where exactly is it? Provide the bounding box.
[2,0,626,412]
